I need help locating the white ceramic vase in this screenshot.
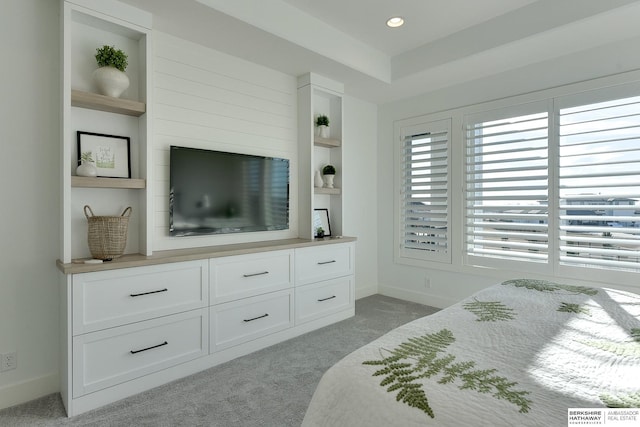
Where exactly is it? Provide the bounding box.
[76,160,98,177]
[314,170,323,188]
[317,125,330,139]
[92,66,130,98]
[323,174,335,189]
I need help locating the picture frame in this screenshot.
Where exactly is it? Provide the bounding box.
[77,131,131,178]
[313,208,331,238]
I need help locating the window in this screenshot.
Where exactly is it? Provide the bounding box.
[558,94,640,272]
[395,80,640,283]
[462,87,640,275]
[397,119,451,263]
[464,104,549,267]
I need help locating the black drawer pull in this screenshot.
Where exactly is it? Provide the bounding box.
[130,288,168,297]
[318,295,336,302]
[317,260,336,265]
[130,341,168,354]
[243,271,269,278]
[243,313,269,322]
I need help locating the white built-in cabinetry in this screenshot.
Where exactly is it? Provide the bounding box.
[61,0,152,263]
[295,244,354,324]
[298,74,344,239]
[59,239,355,416]
[58,0,358,418]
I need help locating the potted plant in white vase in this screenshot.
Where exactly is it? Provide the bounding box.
[76,151,97,177]
[93,45,129,98]
[315,114,330,138]
[322,164,336,188]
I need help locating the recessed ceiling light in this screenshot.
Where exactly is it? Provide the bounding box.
[386,16,404,28]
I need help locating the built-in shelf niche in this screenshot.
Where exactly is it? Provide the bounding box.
[298,73,344,240]
[62,0,152,263]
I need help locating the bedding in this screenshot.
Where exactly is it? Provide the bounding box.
[302,279,640,427]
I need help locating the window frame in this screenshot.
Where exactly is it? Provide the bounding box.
[393,76,640,289]
[394,117,452,265]
[553,82,640,284]
[463,100,553,274]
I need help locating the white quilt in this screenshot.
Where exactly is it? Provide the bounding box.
[302,280,640,427]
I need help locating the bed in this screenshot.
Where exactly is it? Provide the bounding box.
[302,279,640,426]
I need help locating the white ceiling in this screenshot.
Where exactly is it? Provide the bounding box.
[120,0,640,104]
[280,0,539,57]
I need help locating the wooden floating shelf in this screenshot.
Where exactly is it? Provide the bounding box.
[72,176,146,189]
[314,137,341,148]
[315,187,341,195]
[71,90,146,116]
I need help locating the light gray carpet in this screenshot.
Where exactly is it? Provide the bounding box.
[0,294,438,427]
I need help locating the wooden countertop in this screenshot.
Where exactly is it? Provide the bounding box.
[56,236,357,274]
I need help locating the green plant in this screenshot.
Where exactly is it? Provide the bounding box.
[322,164,336,175]
[95,45,128,72]
[315,115,329,127]
[80,151,94,163]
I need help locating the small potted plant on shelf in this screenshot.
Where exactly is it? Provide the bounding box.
[315,114,330,138]
[76,151,97,177]
[93,45,129,98]
[322,164,336,188]
[316,226,325,238]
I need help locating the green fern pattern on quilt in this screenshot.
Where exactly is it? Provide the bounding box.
[362,329,531,419]
[558,302,591,316]
[463,299,516,322]
[600,392,640,408]
[502,279,598,296]
[581,328,640,357]
[581,340,640,357]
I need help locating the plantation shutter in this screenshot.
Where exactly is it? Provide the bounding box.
[464,105,549,265]
[558,95,640,272]
[399,119,451,263]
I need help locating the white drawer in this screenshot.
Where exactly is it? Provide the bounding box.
[72,308,208,398]
[295,277,353,325]
[210,250,293,304]
[295,243,353,285]
[211,289,292,351]
[73,260,208,335]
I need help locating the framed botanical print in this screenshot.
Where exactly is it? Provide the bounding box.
[77,131,131,178]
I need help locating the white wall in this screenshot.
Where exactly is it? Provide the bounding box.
[151,32,299,251]
[343,95,378,298]
[150,32,379,297]
[0,0,61,409]
[378,36,640,308]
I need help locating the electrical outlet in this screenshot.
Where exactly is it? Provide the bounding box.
[1,352,17,372]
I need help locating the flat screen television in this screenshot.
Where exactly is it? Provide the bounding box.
[169,146,290,236]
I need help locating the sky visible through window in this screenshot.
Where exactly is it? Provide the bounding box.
[460,95,640,269]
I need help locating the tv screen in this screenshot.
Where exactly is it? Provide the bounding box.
[169,146,290,236]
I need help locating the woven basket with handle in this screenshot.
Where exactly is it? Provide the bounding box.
[84,205,132,260]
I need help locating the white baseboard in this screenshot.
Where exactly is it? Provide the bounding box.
[379,285,457,309]
[0,372,59,411]
[355,284,377,300]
